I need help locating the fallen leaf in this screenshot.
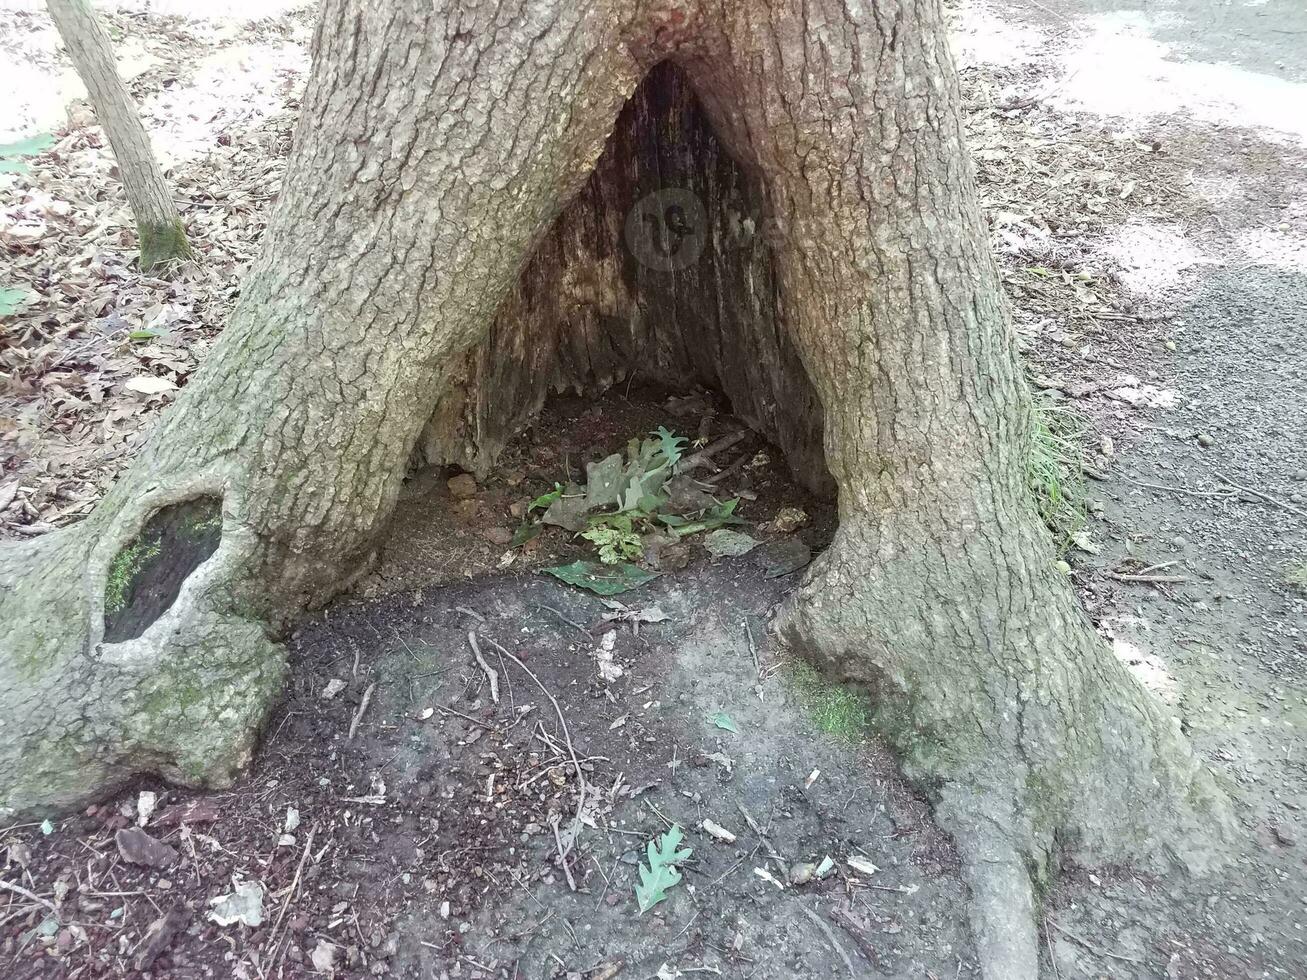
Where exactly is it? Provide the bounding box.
[545,560,660,596]
[703,528,759,558]
[208,880,265,927]
[123,375,177,395]
[709,711,739,734]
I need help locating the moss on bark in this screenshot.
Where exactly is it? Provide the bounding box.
[138,218,192,272]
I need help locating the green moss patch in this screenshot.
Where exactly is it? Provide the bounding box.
[787,660,869,741]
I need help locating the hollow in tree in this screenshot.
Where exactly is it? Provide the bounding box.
[0,1,1230,975]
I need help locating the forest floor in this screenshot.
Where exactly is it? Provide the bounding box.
[2,0,1306,977]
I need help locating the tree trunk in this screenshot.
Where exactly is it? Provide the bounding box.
[46,0,191,271]
[0,1,1230,974]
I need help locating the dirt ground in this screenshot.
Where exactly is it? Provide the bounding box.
[2,0,1306,977]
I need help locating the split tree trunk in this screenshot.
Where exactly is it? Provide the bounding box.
[0,1,1229,975]
[47,0,191,271]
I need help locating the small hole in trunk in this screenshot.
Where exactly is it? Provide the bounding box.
[103,497,222,643]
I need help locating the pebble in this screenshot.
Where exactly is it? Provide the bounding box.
[447,473,477,498]
[1292,469,1307,482]
[1197,433,1215,447]
[483,526,514,545]
[789,862,817,886]
[114,827,178,868]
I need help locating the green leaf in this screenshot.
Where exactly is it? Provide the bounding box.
[0,286,35,317]
[652,425,688,470]
[710,711,739,734]
[128,328,160,341]
[635,824,693,913]
[529,484,563,512]
[544,560,659,596]
[510,523,540,548]
[579,519,643,564]
[659,498,745,538]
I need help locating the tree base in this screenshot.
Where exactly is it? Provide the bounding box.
[777,519,1233,978]
[0,516,283,820]
[138,217,193,273]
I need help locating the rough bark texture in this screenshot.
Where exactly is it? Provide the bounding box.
[0,1,1230,975]
[46,0,191,271]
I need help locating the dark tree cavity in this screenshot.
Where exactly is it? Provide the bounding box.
[0,2,1230,976]
[421,61,831,498]
[103,497,222,643]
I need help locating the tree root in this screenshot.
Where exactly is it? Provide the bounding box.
[775,520,1232,980]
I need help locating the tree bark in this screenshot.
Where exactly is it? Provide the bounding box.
[0,1,1230,975]
[46,0,191,271]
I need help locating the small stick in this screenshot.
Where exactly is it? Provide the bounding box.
[1216,473,1307,519]
[347,683,375,741]
[0,878,58,912]
[1047,919,1147,966]
[735,802,785,866]
[485,637,589,846]
[535,604,590,636]
[1045,917,1062,980]
[829,906,885,971]
[744,621,762,680]
[268,825,316,972]
[550,816,577,891]
[1107,572,1189,584]
[703,453,750,485]
[680,430,749,472]
[455,606,486,623]
[1130,560,1180,576]
[1123,477,1235,499]
[434,704,497,731]
[798,906,857,978]
[468,632,500,704]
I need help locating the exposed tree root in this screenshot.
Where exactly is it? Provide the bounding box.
[777,523,1233,979]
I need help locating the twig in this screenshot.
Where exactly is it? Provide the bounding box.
[1047,920,1146,966]
[735,802,785,866]
[644,798,674,830]
[680,430,748,472]
[1216,473,1307,519]
[744,620,762,680]
[485,637,588,848]
[536,604,590,636]
[703,452,751,485]
[346,683,375,741]
[1131,560,1180,576]
[1123,477,1236,499]
[1106,572,1189,584]
[455,606,486,623]
[673,909,701,943]
[268,825,316,972]
[0,878,58,912]
[549,816,577,891]
[799,906,857,978]
[829,905,885,970]
[1044,917,1061,980]
[434,705,497,731]
[468,632,500,704]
